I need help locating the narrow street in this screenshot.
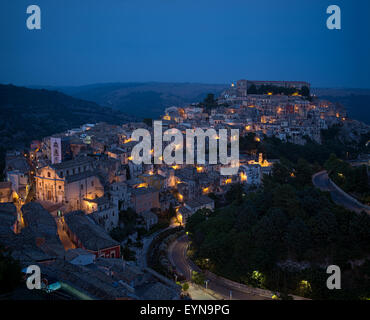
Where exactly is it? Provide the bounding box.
[57,218,76,251]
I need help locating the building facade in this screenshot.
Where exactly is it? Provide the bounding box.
[35,158,104,212]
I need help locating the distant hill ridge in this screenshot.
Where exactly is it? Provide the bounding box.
[0,84,133,178]
[0,83,134,119]
[28,82,370,124]
[31,82,229,119]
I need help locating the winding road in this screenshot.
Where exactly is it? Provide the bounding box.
[168,235,270,300]
[167,170,367,300]
[312,171,370,214]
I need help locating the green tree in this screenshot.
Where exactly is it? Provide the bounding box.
[191,271,205,285]
[271,162,291,184]
[240,133,260,154]
[204,93,216,106]
[182,282,189,291]
[285,217,311,257]
[295,158,314,186]
[300,86,310,97]
[225,183,244,205]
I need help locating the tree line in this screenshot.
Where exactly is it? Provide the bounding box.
[186,157,370,299]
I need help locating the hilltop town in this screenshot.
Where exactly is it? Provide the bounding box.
[0,79,368,300]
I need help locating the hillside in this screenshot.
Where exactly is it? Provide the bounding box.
[52,82,228,119]
[0,84,133,176]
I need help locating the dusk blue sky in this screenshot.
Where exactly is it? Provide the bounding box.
[1,0,369,88]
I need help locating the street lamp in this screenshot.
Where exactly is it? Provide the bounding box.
[205,280,209,290]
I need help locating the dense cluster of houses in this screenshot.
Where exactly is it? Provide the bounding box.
[0,79,351,299]
[27,119,275,234]
[0,202,181,299]
[169,80,347,146]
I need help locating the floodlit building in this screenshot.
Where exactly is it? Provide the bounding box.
[239,164,262,186]
[35,158,104,212]
[177,195,215,225]
[83,196,119,232]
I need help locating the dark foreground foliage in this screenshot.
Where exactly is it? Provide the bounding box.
[186,159,370,299]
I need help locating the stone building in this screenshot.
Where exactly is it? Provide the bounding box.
[35,158,104,212]
[63,211,120,259]
[130,187,160,214]
[0,182,13,203]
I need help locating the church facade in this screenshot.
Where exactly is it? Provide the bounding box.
[35,158,104,212]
